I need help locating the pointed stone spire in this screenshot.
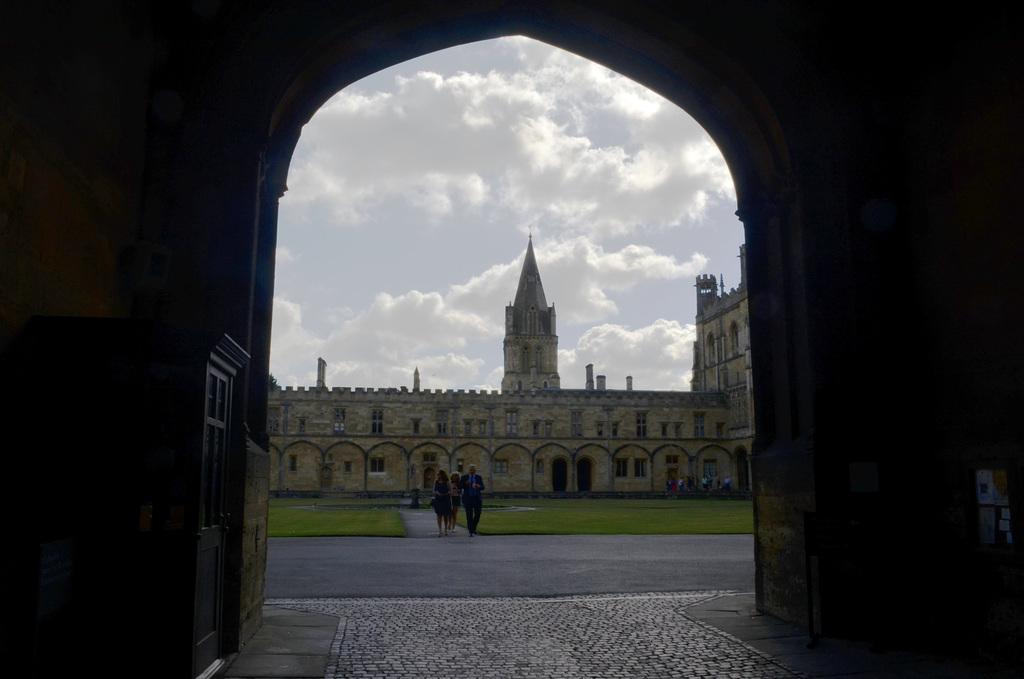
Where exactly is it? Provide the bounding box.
[502,236,560,392]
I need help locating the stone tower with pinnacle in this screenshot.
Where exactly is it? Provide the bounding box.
[502,236,560,392]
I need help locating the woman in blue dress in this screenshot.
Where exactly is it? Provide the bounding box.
[433,469,452,537]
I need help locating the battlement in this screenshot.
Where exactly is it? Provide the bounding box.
[270,383,722,408]
[695,283,747,320]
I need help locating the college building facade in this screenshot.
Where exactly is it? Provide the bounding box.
[268,240,754,495]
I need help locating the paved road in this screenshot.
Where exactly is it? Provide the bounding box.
[266,509,755,599]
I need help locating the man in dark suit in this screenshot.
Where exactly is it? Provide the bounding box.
[461,464,485,536]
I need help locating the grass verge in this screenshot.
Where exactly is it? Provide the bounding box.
[268,497,752,537]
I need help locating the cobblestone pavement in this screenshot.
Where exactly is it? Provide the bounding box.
[268,592,803,679]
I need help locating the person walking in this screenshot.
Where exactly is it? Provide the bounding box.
[433,469,452,537]
[448,471,462,534]
[460,464,484,536]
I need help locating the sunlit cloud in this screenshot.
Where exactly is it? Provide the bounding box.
[270,37,742,391]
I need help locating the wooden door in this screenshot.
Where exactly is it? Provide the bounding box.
[194,363,230,676]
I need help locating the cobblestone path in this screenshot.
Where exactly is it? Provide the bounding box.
[269,592,803,679]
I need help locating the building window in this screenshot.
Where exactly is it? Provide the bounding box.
[436,410,448,435]
[634,458,647,477]
[495,459,509,474]
[370,458,385,473]
[545,422,552,436]
[506,411,517,435]
[269,408,280,432]
[423,452,437,463]
[636,412,647,438]
[298,417,306,433]
[612,422,619,437]
[333,409,345,434]
[457,459,464,473]
[615,459,628,477]
[465,421,472,436]
[661,423,668,437]
[479,421,487,436]
[694,413,705,438]
[289,455,297,472]
[674,424,681,438]
[344,461,352,474]
[703,459,717,479]
[597,423,605,437]
[533,421,540,436]
[666,455,679,465]
[716,422,724,438]
[412,419,420,434]
[536,459,544,473]
[372,410,384,434]
[571,411,583,437]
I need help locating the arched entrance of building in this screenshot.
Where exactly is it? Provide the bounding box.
[161,1,854,668]
[552,459,568,492]
[423,467,436,489]
[577,458,592,492]
[319,466,333,491]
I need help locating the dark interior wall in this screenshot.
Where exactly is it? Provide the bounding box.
[903,23,1024,655]
[0,3,153,351]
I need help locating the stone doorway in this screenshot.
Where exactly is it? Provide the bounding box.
[552,459,568,492]
[577,459,592,492]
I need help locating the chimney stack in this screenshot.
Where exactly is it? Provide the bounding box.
[597,375,606,390]
[586,364,594,390]
[626,376,633,390]
[317,357,327,389]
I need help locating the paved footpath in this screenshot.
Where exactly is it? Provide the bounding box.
[227,508,1019,679]
[269,592,798,679]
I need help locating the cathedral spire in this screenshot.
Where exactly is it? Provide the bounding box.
[502,236,560,392]
[509,235,551,332]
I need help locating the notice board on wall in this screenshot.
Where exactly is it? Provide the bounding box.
[975,469,1012,549]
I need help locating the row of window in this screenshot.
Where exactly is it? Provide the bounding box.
[286,452,719,479]
[269,408,726,439]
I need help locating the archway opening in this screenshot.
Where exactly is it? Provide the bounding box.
[257,4,796,636]
[577,458,593,492]
[552,459,568,492]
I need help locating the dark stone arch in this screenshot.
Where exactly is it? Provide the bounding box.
[552,458,568,492]
[142,0,918,655]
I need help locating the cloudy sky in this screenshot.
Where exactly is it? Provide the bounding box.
[270,36,744,392]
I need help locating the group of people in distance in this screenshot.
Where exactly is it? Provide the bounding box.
[432,464,485,537]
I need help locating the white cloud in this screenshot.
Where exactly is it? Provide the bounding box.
[559,320,696,391]
[270,37,743,392]
[269,297,325,385]
[280,37,731,239]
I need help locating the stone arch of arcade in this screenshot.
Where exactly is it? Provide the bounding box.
[148,0,895,653]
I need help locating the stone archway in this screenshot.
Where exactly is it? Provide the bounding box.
[157,0,923,653]
[552,459,568,492]
[576,458,593,492]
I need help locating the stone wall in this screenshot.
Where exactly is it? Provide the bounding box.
[239,439,270,647]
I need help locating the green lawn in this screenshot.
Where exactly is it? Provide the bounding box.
[474,498,752,535]
[268,500,406,537]
[267,497,752,537]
